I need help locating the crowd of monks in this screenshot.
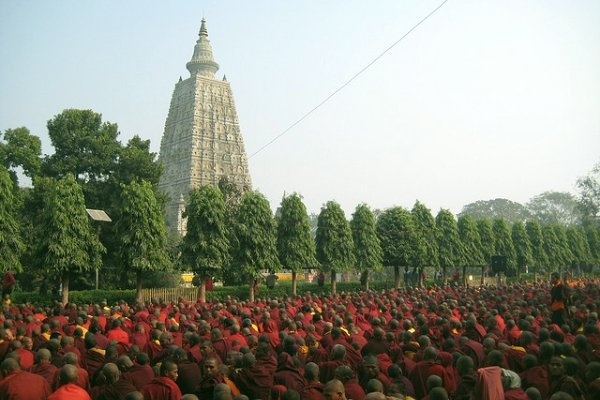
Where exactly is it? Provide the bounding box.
[0,276,599,400]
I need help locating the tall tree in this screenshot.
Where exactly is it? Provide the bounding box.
[315,201,355,294]
[511,221,531,278]
[525,220,547,278]
[112,135,163,187]
[276,193,317,295]
[526,191,581,226]
[0,127,42,184]
[411,201,439,281]
[33,174,104,304]
[116,180,171,302]
[566,227,592,275]
[577,161,600,226]
[0,166,24,273]
[230,192,279,301]
[457,214,484,282]
[553,225,574,273]
[350,203,383,291]
[492,218,517,274]
[436,209,464,283]
[476,218,495,269]
[180,185,229,302]
[584,226,600,272]
[542,225,562,274]
[43,109,121,207]
[376,207,416,288]
[460,198,530,224]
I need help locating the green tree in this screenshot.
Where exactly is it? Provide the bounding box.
[542,225,562,273]
[315,201,355,294]
[180,185,229,302]
[566,227,592,275]
[553,225,574,273]
[511,221,531,278]
[577,161,600,226]
[492,218,517,274]
[276,193,317,295]
[376,207,415,288]
[476,218,495,269]
[0,127,42,184]
[525,220,547,277]
[115,180,171,302]
[457,214,484,282]
[436,209,464,283]
[32,174,104,304]
[350,203,383,291]
[230,191,279,301]
[43,109,122,208]
[526,191,581,226]
[411,201,439,281]
[0,166,24,273]
[113,135,163,187]
[584,226,600,272]
[460,198,530,224]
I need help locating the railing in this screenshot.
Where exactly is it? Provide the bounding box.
[140,287,198,303]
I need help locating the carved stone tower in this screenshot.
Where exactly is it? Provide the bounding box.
[158,19,252,234]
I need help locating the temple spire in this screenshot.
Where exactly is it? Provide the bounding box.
[186,18,219,78]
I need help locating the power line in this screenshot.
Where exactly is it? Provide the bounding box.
[249,0,449,159]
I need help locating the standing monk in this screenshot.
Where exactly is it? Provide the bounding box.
[550,272,569,326]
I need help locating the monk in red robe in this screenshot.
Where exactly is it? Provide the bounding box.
[0,358,52,399]
[274,352,306,393]
[48,364,91,400]
[122,353,155,390]
[408,347,446,399]
[141,360,182,400]
[30,348,59,386]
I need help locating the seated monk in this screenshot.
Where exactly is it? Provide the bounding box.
[140,360,182,400]
[93,362,138,400]
[48,364,91,400]
[0,357,52,399]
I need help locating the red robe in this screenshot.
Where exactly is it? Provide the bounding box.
[233,364,274,400]
[141,377,182,400]
[273,353,306,393]
[94,378,138,400]
[344,379,366,400]
[48,383,91,400]
[0,370,52,399]
[175,360,202,395]
[14,347,34,369]
[123,364,155,390]
[30,361,59,386]
[408,360,446,399]
[302,381,325,400]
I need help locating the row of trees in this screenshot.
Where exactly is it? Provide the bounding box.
[1,108,599,303]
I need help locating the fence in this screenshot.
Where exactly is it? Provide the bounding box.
[140,287,199,303]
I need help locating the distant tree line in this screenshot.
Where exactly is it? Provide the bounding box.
[1,109,599,302]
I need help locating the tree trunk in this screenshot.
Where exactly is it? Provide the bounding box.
[331,271,337,294]
[198,275,206,303]
[135,271,143,303]
[462,265,467,286]
[292,271,297,296]
[361,270,370,291]
[533,265,537,282]
[394,266,400,288]
[61,274,69,305]
[249,278,255,302]
[481,265,485,285]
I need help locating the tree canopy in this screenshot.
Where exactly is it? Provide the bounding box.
[350,203,383,290]
[315,201,355,293]
[115,180,171,301]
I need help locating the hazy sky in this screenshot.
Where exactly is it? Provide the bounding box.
[1,1,599,216]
